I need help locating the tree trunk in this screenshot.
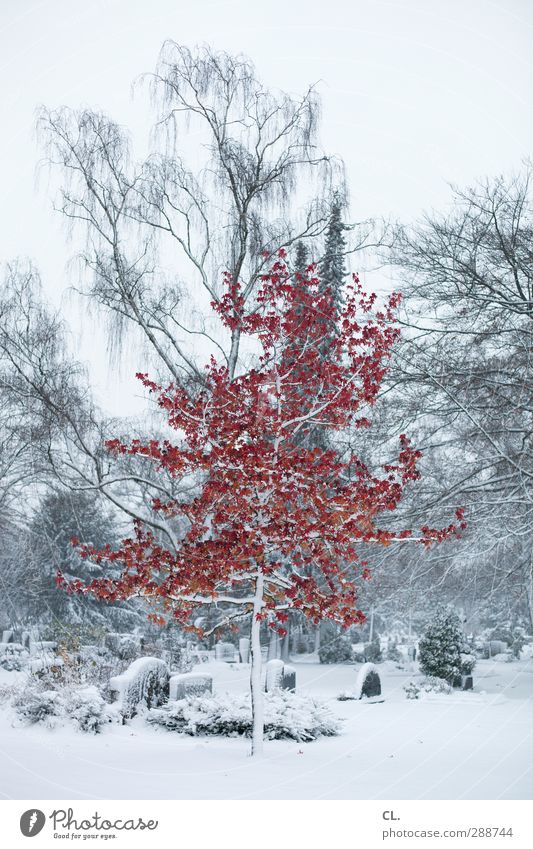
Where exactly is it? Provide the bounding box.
[267,628,280,661]
[280,623,291,663]
[314,625,321,654]
[369,606,375,642]
[250,569,265,757]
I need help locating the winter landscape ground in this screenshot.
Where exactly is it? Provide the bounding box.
[1,657,531,801]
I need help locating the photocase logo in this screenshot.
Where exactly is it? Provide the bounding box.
[20,809,46,837]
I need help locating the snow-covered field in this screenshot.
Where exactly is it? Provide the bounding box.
[0,658,531,800]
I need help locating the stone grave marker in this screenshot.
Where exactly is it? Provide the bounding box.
[265,659,296,692]
[354,662,382,699]
[239,637,250,664]
[281,664,296,692]
[215,641,236,662]
[169,672,213,700]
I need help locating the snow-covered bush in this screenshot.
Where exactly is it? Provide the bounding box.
[114,636,140,661]
[69,687,120,733]
[460,652,476,675]
[364,638,383,663]
[403,676,452,699]
[0,681,23,706]
[109,657,169,718]
[318,623,353,664]
[147,690,340,742]
[418,608,475,683]
[0,642,29,671]
[386,640,402,663]
[403,681,421,700]
[11,684,119,732]
[12,689,64,728]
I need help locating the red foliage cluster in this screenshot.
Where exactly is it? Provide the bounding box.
[57,254,465,634]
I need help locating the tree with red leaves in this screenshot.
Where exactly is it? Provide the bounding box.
[58,253,465,755]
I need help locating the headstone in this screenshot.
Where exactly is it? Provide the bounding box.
[280,631,291,663]
[281,664,296,692]
[239,637,250,664]
[354,662,382,699]
[265,659,296,692]
[1,630,13,644]
[215,641,236,662]
[489,640,508,656]
[109,657,169,718]
[265,659,284,691]
[462,675,473,691]
[169,672,213,700]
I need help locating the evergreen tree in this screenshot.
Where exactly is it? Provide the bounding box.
[293,240,310,277]
[319,196,349,318]
[418,607,474,683]
[30,490,139,636]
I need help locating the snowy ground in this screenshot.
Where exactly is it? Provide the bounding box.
[0,658,531,800]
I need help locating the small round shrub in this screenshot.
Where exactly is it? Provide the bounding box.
[318,634,353,664]
[364,638,383,663]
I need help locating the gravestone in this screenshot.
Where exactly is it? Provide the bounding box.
[215,641,236,662]
[265,659,296,692]
[489,640,508,656]
[109,657,169,718]
[354,662,382,699]
[1,630,13,644]
[265,659,284,691]
[169,672,213,700]
[281,664,296,692]
[280,631,291,663]
[29,639,56,655]
[462,675,473,691]
[239,637,250,664]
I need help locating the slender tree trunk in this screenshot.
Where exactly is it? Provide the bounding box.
[280,623,291,663]
[314,625,321,654]
[250,568,265,757]
[525,555,533,633]
[267,628,280,661]
[369,606,375,642]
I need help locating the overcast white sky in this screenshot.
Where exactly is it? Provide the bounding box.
[1,0,532,414]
